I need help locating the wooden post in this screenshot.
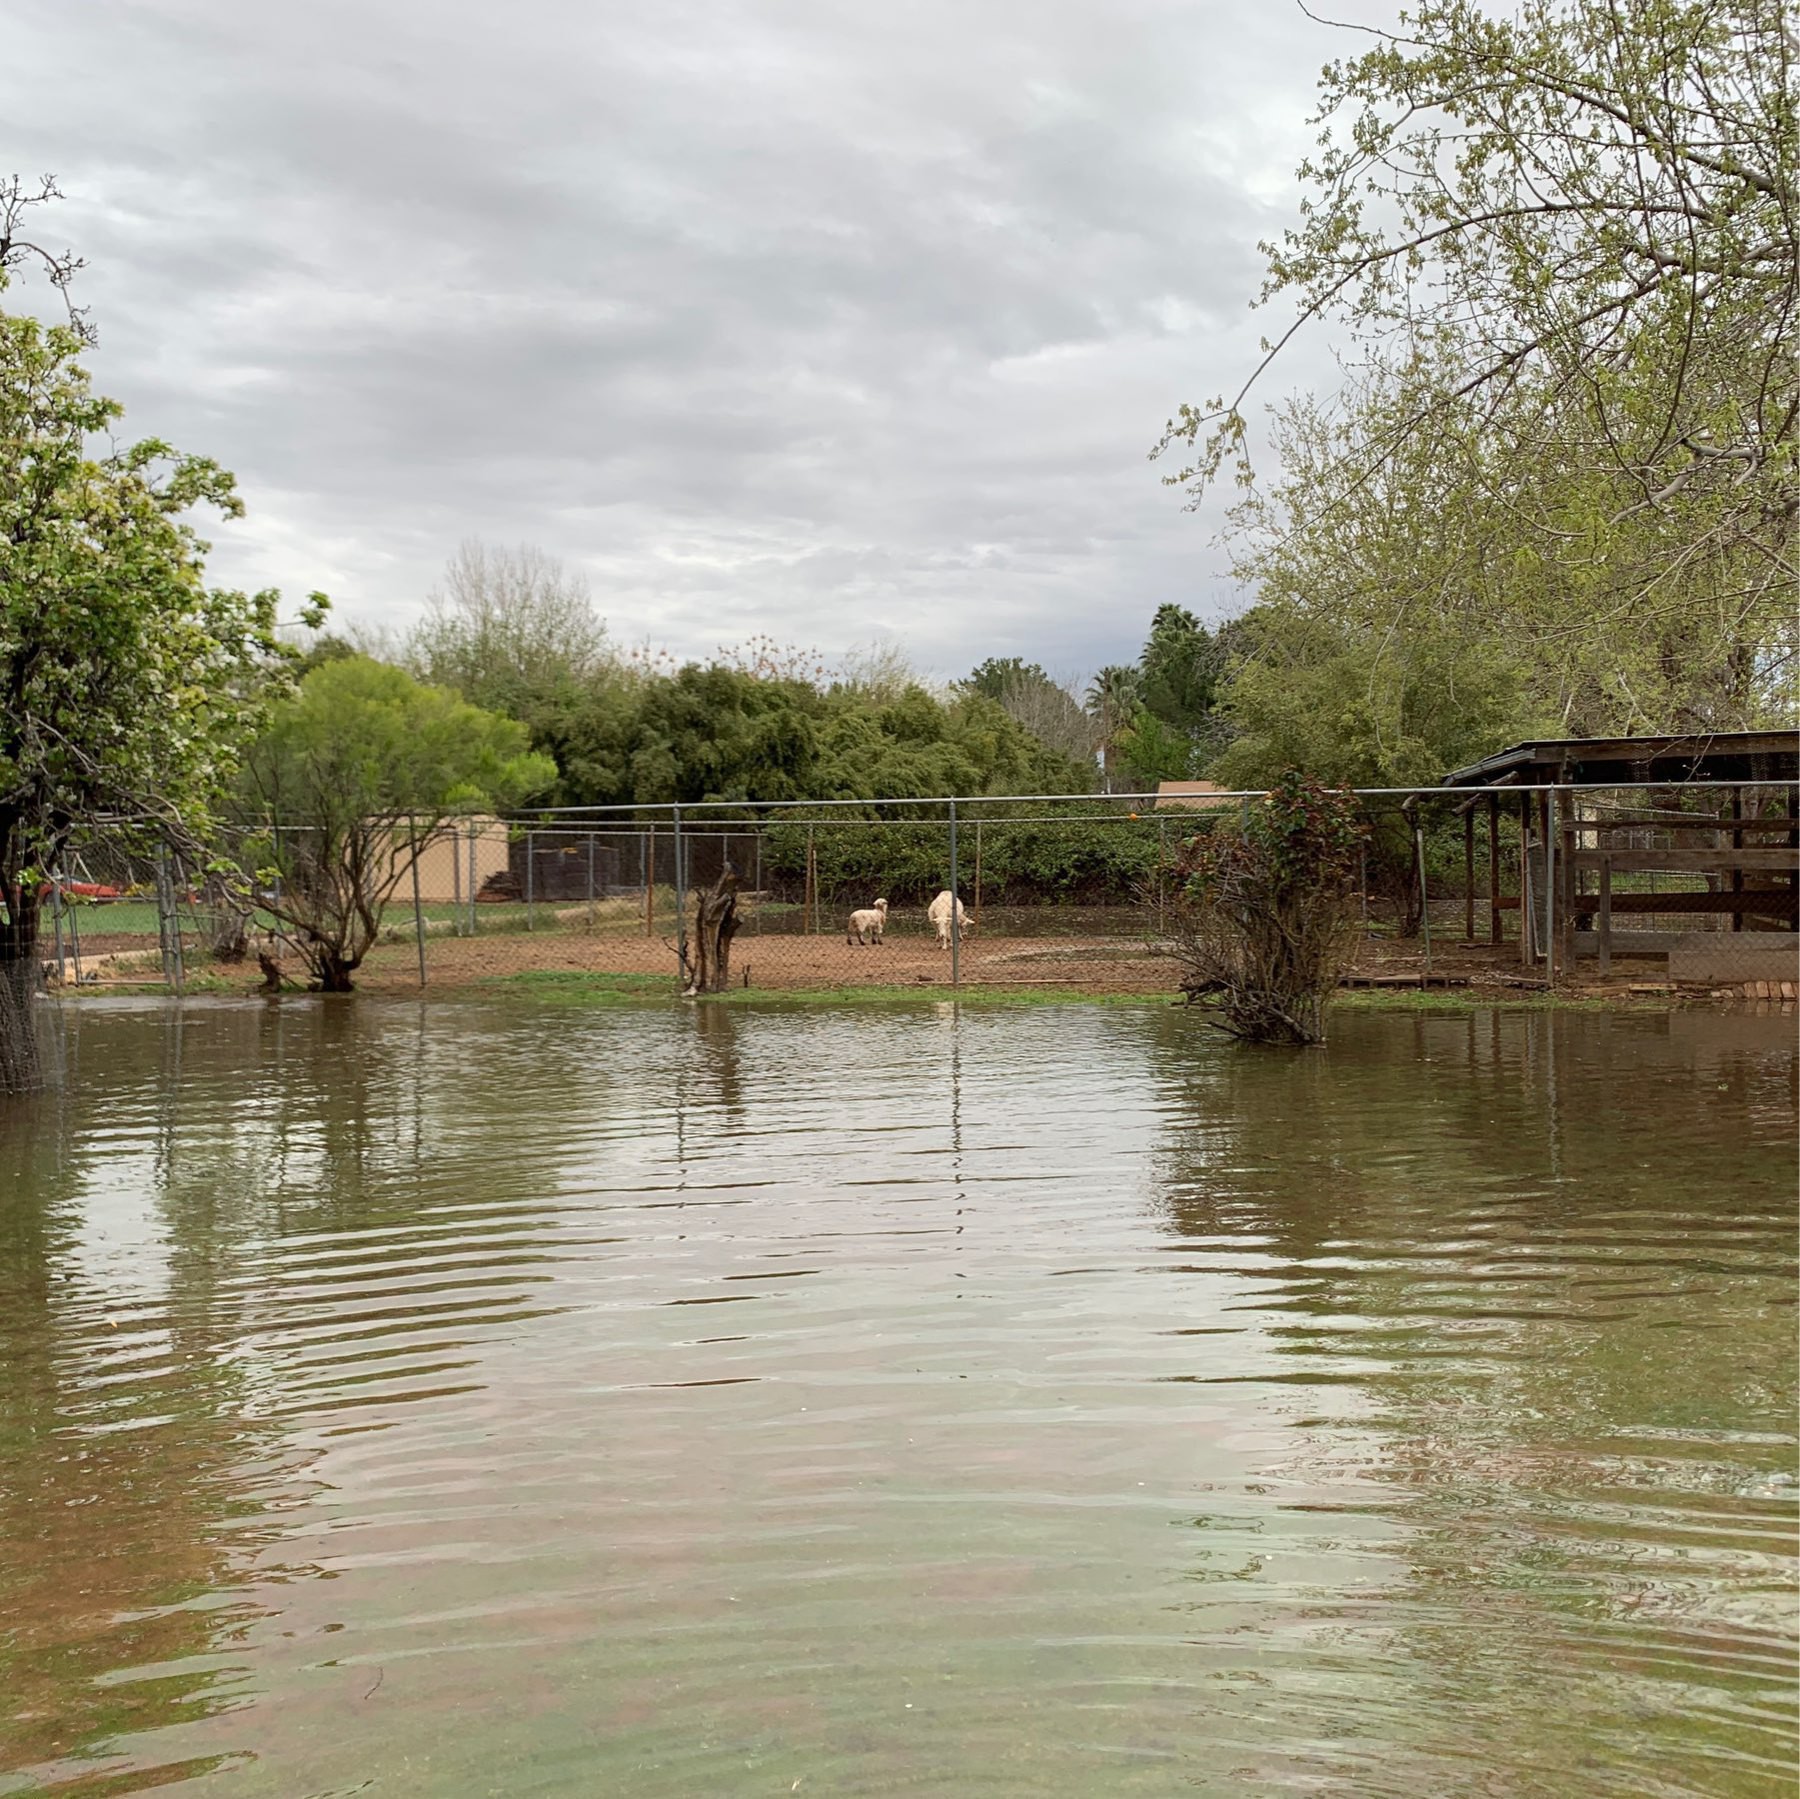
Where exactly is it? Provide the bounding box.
[1790,785,1799,930]
[1487,794,1501,945]
[1597,854,1612,977]
[1416,821,1433,981]
[1463,807,1475,942]
[1519,791,1534,968]
[1558,799,1576,974]
[1731,787,1744,931]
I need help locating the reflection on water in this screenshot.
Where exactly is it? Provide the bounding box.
[0,998,1793,1796]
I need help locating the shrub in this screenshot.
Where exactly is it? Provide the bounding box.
[1162,772,1366,1044]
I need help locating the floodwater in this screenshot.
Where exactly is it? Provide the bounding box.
[0,1000,1794,1798]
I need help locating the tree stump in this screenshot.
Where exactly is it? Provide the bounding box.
[684,865,742,994]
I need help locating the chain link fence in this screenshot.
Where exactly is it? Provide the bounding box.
[36,782,1798,1001]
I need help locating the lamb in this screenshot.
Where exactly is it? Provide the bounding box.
[846,897,888,946]
[926,889,968,949]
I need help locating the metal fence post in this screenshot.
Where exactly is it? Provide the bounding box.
[467,822,479,938]
[154,847,172,987]
[411,830,428,987]
[586,834,596,931]
[1415,820,1432,981]
[673,804,687,982]
[949,797,960,988]
[525,828,535,930]
[172,861,186,994]
[1157,817,1167,935]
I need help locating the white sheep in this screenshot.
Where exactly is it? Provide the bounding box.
[846,897,888,946]
[926,889,968,949]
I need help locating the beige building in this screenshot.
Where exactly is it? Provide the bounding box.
[382,816,511,903]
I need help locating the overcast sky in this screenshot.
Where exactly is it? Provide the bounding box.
[11,0,1380,681]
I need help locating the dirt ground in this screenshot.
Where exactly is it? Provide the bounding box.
[345,927,1178,994]
[63,913,1794,1005]
[292,925,1794,1003]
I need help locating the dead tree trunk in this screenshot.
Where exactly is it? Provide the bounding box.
[684,865,742,995]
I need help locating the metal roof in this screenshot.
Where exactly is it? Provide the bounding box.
[1441,729,1798,788]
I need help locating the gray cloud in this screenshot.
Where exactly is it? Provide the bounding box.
[10,0,1373,677]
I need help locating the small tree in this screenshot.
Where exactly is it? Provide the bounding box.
[238,658,554,991]
[1161,772,1367,1045]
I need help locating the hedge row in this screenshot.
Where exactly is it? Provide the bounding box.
[758,812,1187,906]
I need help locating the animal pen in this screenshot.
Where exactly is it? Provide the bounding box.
[40,751,1800,1001]
[1440,732,1799,989]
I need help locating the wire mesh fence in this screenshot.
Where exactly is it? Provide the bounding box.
[34,781,1799,1001]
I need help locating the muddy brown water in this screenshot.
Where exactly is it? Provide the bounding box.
[1,999,1794,1796]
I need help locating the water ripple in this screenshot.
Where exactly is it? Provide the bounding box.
[0,999,1792,1796]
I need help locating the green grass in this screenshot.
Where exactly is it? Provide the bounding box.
[473,973,1650,1014]
[1333,986,1629,1013]
[478,971,1167,1008]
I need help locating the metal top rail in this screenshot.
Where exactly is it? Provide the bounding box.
[505,778,1798,819]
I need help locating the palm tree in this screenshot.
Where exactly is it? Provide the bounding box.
[1085,665,1141,790]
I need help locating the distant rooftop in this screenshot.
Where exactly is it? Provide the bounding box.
[1441,730,1797,788]
[1153,780,1233,810]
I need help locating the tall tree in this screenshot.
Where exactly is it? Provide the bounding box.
[965,660,1094,769]
[408,540,612,714]
[0,184,314,1087]
[1160,0,1797,724]
[1137,604,1222,735]
[1085,665,1143,789]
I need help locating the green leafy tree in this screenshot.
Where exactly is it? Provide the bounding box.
[1212,609,1547,793]
[407,540,611,711]
[1137,604,1221,735]
[1159,0,1797,727]
[963,656,1047,701]
[964,659,1094,769]
[1224,355,1794,733]
[1085,664,1143,788]
[238,658,554,991]
[0,182,312,1086]
[1211,604,1547,933]
[1115,709,1201,790]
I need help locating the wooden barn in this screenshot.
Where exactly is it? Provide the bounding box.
[1439,731,1798,983]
